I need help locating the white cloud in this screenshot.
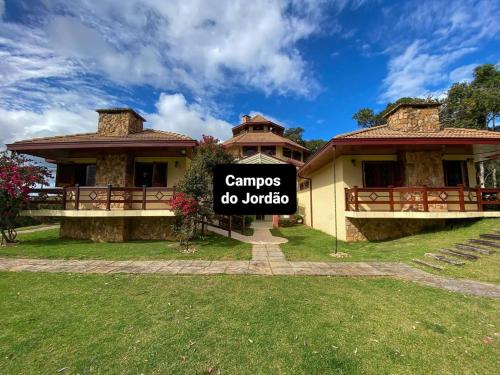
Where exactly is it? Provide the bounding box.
[449,63,478,83]
[381,40,473,101]
[380,0,499,101]
[36,0,331,97]
[148,93,233,141]
[0,107,98,147]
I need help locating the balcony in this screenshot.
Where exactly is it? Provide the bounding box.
[344,186,500,219]
[22,185,176,217]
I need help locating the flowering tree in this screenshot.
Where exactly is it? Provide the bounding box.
[170,192,201,251]
[0,152,51,244]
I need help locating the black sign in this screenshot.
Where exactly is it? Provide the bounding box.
[213,164,297,215]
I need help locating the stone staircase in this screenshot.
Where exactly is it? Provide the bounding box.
[412,228,498,271]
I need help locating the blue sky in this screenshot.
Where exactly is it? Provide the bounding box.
[0,0,498,146]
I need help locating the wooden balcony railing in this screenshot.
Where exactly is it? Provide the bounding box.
[345,186,500,212]
[26,185,176,211]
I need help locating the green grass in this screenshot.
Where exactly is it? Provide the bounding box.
[0,272,499,374]
[0,229,251,261]
[14,224,58,232]
[272,218,500,283]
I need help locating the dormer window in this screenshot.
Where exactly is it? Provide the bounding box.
[283,148,292,158]
[253,125,264,132]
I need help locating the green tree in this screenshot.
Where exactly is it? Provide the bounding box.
[283,127,306,146]
[283,127,327,155]
[304,139,327,155]
[442,64,500,129]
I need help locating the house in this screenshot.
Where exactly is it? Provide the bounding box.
[223,114,310,166]
[297,103,500,242]
[7,108,197,242]
[223,114,310,222]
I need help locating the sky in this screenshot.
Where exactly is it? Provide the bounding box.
[0,0,499,147]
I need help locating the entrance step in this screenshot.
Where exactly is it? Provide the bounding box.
[439,249,479,260]
[455,243,493,255]
[480,233,500,241]
[425,253,465,266]
[412,259,444,271]
[469,239,500,249]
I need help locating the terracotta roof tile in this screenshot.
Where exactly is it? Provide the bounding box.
[11,129,194,144]
[334,125,500,139]
[222,131,309,152]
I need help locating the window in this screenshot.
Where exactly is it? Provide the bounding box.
[242,146,258,157]
[283,148,292,158]
[252,125,264,131]
[74,164,96,186]
[444,160,468,186]
[135,163,167,187]
[292,151,302,161]
[362,161,396,187]
[261,146,276,156]
[299,180,310,191]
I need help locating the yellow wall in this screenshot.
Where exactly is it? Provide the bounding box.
[134,156,189,188]
[299,153,479,240]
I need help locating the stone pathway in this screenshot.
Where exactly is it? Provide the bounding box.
[1,257,499,298]
[1,223,499,299]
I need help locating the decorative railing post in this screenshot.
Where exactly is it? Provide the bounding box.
[422,186,429,212]
[75,184,80,210]
[476,186,483,211]
[142,185,147,210]
[228,215,232,238]
[353,186,359,211]
[344,188,349,211]
[62,187,67,210]
[458,184,465,212]
[106,184,112,211]
[388,185,394,212]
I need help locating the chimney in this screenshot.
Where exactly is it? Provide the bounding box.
[242,115,251,124]
[96,108,145,136]
[384,103,441,132]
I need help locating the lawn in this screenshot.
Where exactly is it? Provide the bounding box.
[0,229,251,261]
[272,218,500,283]
[1,272,499,374]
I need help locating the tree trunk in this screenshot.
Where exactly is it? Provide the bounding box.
[479,162,485,188]
[492,163,497,188]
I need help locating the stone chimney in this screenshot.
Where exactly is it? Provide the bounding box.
[242,115,251,124]
[384,103,441,132]
[96,108,145,136]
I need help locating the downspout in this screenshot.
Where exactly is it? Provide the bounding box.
[333,146,338,254]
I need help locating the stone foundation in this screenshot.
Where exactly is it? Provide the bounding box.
[345,217,446,242]
[60,217,176,242]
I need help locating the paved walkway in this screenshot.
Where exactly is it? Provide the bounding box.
[207,221,287,245]
[1,257,499,298]
[2,223,499,299]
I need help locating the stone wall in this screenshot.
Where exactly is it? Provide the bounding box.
[387,106,440,132]
[402,151,444,186]
[60,217,177,242]
[345,217,446,242]
[95,153,134,187]
[128,217,176,240]
[97,111,143,136]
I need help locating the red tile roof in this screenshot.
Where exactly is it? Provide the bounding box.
[334,125,500,139]
[10,129,194,145]
[223,131,309,152]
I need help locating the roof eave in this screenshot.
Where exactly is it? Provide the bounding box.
[6,139,198,151]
